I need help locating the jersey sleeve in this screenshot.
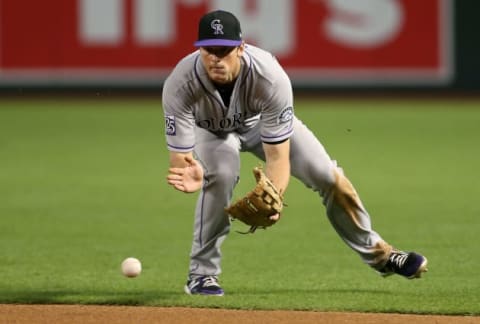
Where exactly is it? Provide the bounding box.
[162,75,196,153]
[260,60,294,144]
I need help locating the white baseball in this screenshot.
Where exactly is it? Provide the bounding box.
[121,257,142,278]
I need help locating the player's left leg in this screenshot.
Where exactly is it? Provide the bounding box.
[253,117,427,278]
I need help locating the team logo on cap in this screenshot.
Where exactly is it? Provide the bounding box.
[210,19,224,35]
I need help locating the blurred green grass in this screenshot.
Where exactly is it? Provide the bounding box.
[0,97,479,315]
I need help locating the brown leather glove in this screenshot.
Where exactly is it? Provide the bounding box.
[225,167,284,233]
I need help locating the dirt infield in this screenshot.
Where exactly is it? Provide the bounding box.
[0,305,478,324]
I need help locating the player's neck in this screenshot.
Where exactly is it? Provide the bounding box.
[213,78,236,88]
[213,79,236,107]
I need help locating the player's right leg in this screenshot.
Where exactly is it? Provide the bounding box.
[183,127,241,295]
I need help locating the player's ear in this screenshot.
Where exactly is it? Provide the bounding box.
[237,42,245,57]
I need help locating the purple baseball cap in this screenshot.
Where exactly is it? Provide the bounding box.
[194,10,243,47]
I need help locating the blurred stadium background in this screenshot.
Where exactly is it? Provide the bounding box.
[0,0,478,95]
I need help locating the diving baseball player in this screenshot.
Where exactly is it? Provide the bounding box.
[162,10,428,296]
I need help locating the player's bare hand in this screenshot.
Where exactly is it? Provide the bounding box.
[167,156,204,193]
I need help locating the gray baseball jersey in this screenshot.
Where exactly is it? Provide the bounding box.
[162,44,391,278]
[162,44,294,152]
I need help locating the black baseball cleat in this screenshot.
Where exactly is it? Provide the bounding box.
[378,250,428,279]
[184,275,224,296]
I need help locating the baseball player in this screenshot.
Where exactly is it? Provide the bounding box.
[162,10,428,296]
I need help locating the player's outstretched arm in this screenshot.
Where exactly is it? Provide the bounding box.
[167,152,204,193]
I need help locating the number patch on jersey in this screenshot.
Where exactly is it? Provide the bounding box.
[165,115,176,135]
[279,106,294,123]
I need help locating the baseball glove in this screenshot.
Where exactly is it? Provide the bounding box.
[225,166,284,234]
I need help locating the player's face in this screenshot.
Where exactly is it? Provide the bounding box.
[200,44,245,84]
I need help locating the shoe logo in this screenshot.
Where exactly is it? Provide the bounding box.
[189,280,200,290]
